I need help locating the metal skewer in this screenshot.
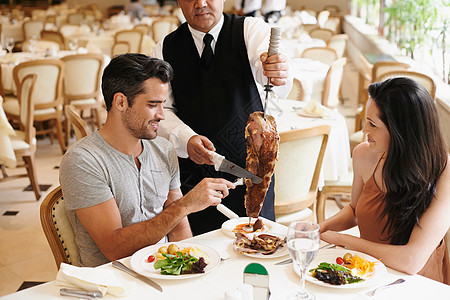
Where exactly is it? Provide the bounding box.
[263,27,282,119]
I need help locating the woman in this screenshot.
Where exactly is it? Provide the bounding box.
[320,77,450,284]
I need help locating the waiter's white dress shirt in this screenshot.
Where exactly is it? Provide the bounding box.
[261,0,286,15]
[151,15,293,158]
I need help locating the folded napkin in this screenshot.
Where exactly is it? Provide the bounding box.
[56,263,135,297]
[301,100,332,118]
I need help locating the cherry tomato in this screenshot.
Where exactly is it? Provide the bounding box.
[336,257,344,265]
[147,255,155,263]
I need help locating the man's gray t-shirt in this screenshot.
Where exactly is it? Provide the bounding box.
[59,130,180,267]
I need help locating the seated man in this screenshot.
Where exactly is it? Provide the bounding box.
[59,54,235,267]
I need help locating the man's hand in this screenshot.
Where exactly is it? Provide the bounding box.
[260,52,289,86]
[187,135,215,165]
[181,178,236,213]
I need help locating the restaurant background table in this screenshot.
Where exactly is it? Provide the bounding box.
[283,37,326,59]
[1,224,448,300]
[290,58,330,102]
[271,99,351,184]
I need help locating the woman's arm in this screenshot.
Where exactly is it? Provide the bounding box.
[322,159,450,274]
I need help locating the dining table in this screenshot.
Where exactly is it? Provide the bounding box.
[290,58,330,102]
[270,99,351,185]
[0,218,448,299]
[282,37,327,59]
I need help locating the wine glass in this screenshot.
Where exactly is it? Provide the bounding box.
[68,38,78,51]
[5,37,14,54]
[287,221,320,300]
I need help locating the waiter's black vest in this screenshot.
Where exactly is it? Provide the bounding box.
[163,14,275,235]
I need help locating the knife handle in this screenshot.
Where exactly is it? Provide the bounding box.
[60,288,102,299]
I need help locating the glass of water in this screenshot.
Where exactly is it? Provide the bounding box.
[5,37,14,53]
[68,38,78,51]
[287,221,320,300]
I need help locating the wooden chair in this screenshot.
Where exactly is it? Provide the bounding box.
[287,78,304,101]
[275,125,330,225]
[321,57,347,108]
[134,24,150,35]
[151,17,179,43]
[61,53,104,145]
[377,70,436,99]
[309,28,334,44]
[327,34,348,58]
[59,24,80,38]
[323,5,340,13]
[316,10,330,28]
[22,20,44,40]
[0,74,41,200]
[41,30,66,50]
[12,59,66,153]
[67,12,85,25]
[301,47,338,66]
[114,30,144,53]
[40,186,80,269]
[111,41,130,56]
[324,16,341,34]
[64,104,91,142]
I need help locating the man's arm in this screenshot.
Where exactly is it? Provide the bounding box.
[165,188,192,241]
[75,178,235,261]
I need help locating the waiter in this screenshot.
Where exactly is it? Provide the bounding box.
[152,0,292,235]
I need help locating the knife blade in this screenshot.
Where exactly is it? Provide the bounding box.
[210,152,263,184]
[112,261,163,292]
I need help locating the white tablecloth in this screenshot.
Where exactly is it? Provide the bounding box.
[283,37,326,58]
[269,99,351,184]
[291,57,330,102]
[1,227,449,299]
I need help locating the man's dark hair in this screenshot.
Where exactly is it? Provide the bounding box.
[101,53,173,111]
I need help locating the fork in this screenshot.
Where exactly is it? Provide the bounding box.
[366,278,405,296]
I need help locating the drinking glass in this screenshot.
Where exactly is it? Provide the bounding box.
[68,38,78,51]
[287,221,320,300]
[5,37,14,53]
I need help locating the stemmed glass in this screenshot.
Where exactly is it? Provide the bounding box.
[5,37,14,54]
[68,38,78,51]
[287,221,320,300]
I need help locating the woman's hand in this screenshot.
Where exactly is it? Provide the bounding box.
[321,230,345,247]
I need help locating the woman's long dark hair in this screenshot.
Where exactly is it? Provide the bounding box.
[368,77,447,245]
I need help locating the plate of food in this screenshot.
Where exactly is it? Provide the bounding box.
[296,249,387,289]
[222,217,272,238]
[130,242,220,280]
[233,232,288,259]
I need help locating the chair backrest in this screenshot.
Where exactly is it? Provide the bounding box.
[40,186,80,269]
[327,34,348,58]
[61,53,104,103]
[309,28,334,43]
[151,17,179,43]
[22,39,60,52]
[114,30,143,53]
[323,5,340,13]
[324,16,341,33]
[64,104,92,140]
[322,57,347,108]
[372,61,410,84]
[301,47,338,66]
[111,41,130,56]
[275,125,330,215]
[13,59,64,110]
[377,70,436,99]
[17,74,37,143]
[134,24,150,35]
[316,10,330,28]
[41,30,66,50]
[22,20,44,40]
[287,78,304,101]
[67,13,85,25]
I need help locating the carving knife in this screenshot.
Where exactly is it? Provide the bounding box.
[210,151,263,184]
[112,261,163,292]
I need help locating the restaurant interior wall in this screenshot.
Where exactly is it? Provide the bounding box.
[286,0,348,13]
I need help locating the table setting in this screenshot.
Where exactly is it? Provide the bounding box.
[2,216,448,300]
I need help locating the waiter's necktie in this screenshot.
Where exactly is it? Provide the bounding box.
[201,33,214,70]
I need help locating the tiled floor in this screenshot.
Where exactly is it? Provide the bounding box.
[0,59,360,297]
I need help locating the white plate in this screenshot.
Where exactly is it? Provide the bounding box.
[130,242,220,280]
[233,232,288,259]
[221,217,273,238]
[295,249,387,289]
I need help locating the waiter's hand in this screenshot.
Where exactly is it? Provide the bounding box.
[187,135,215,165]
[260,52,289,86]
